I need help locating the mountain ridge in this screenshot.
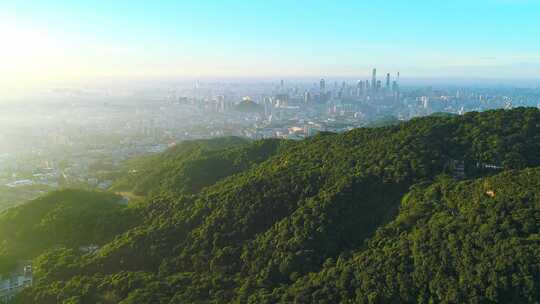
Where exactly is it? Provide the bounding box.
[5,107,540,303]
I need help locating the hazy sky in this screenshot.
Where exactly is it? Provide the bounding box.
[1,0,540,90]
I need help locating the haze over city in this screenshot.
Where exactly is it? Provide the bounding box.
[2,0,540,96]
[2,1,540,303]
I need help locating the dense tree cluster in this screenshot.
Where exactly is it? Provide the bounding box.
[0,190,138,275]
[7,108,540,303]
[112,136,288,196]
[281,169,540,303]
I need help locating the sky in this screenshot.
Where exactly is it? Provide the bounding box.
[1,0,540,91]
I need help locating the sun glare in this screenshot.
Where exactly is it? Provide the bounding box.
[0,21,64,87]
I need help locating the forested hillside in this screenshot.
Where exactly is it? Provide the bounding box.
[282,169,540,303]
[10,108,540,303]
[112,136,289,196]
[0,190,138,275]
[0,184,54,213]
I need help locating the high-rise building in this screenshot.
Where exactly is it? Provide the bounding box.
[320,78,326,94]
[356,80,364,97]
[263,96,273,118]
[386,73,391,89]
[304,91,312,104]
[392,81,400,102]
[216,95,225,112]
[275,94,289,107]
[371,68,377,91]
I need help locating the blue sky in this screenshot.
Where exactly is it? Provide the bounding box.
[1,0,540,87]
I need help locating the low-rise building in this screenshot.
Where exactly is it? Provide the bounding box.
[0,266,32,303]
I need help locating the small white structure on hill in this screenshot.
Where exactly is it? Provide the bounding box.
[0,265,32,303]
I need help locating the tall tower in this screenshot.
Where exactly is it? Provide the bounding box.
[386,73,391,89]
[304,91,312,104]
[320,78,326,94]
[393,72,401,102]
[371,68,377,91]
[356,80,363,97]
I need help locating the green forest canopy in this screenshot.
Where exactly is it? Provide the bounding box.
[3,107,540,303]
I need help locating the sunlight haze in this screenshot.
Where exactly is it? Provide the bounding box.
[1,0,540,94]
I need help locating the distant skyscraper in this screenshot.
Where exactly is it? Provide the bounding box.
[320,78,326,94]
[372,68,377,90]
[386,73,391,89]
[216,95,225,112]
[195,80,201,98]
[263,96,273,117]
[275,94,289,107]
[280,79,284,91]
[304,91,312,104]
[356,80,364,97]
[392,80,400,102]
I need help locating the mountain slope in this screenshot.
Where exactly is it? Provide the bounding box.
[13,108,540,303]
[282,168,540,303]
[112,136,288,196]
[0,189,138,275]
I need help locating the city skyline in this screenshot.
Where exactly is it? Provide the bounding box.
[1,0,540,94]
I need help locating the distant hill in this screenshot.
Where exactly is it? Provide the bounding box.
[0,189,138,275]
[112,136,289,196]
[11,108,540,303]
[0,184,54,213]
[430,111,459,118]
[365,115,401,127]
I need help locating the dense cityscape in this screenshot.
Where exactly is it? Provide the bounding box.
[2,70,540,211]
